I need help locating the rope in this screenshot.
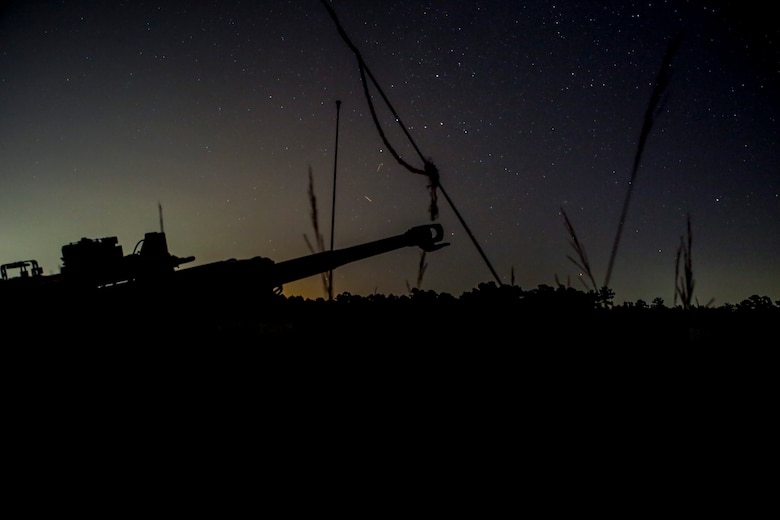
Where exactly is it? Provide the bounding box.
[322,0,439,219]
[321,0,502,285]
[356,63,441,220]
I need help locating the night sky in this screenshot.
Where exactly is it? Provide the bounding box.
[1,0,778,306]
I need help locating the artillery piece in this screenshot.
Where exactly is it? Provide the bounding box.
[1,223,449,329]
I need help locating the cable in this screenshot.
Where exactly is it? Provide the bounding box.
[321,0,502,286]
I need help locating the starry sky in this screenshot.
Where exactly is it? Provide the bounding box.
[1,0,778,306]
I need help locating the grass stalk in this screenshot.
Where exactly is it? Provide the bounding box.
[561,206,598,292]
[559,32,683,300]
[303,166,331,298]
[674,213,694,309]
[603,32,683,288]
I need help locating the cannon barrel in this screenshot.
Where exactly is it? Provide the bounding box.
[157,223,448,297]
[268,223,447,289]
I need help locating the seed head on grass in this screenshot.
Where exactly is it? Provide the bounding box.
[406,250,428,293]
[674,213,695,309]
[558,32,683,304]
[303,165,330,298]
[604,31,683,289]
[416,250,427,289]
[673,214,714,309]
[561,206,598,293]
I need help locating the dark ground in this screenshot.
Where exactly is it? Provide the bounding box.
[5,288,773,515]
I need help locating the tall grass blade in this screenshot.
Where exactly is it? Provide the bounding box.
[304,166,330,297]
[674,213,695,309]
[604,32,684,288]
[561,206,598,292]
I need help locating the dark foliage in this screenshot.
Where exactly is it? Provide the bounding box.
[8,280,776,347]
[155,282,776,346]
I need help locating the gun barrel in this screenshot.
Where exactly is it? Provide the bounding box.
[269,224,446,288]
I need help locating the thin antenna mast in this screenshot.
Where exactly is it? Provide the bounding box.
[328,99,342,301]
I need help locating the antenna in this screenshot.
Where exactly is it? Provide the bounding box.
[158,202,164,233]
[328,99,342,301]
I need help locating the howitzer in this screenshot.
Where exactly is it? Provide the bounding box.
[2,223,448,339]
[1,223,448,303]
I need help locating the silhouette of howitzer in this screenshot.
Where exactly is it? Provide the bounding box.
[1,223,449,308]
[169,222,449,296]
